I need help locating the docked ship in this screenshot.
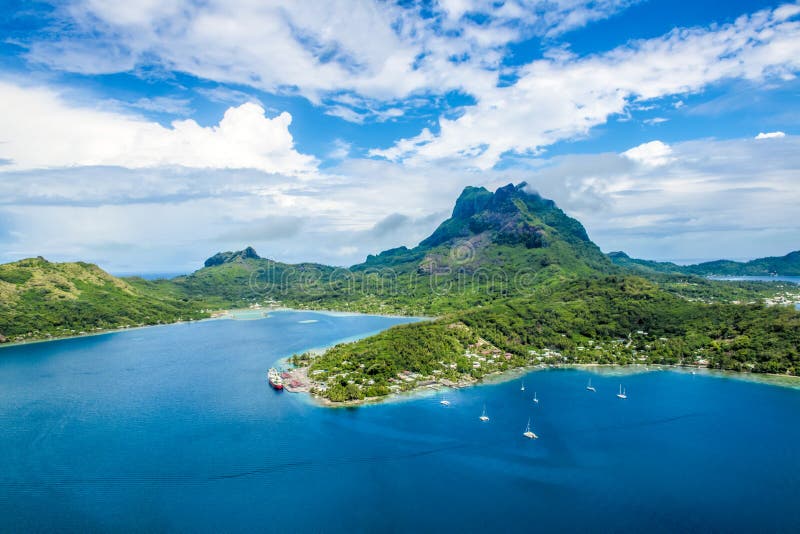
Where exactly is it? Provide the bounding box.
[268,367,284,390]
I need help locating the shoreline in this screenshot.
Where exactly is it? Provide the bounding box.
[0,318,218,350]
[0,306,426,350]
[284,360,800,408]
[4,306,797,398]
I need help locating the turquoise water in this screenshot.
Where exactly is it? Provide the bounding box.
[2,311,800,532]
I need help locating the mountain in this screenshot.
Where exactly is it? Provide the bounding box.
[174,252,337,306]
[606,252,688,275]
[609,250,800,277]
[180,183,615,314]
[0,257,207,343]
[203,246,261,267]
[2,183,796,348]
[359,182,610,274]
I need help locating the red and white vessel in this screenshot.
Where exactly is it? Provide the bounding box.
[268,367,284,390]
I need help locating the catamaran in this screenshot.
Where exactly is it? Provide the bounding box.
[586,378,596,392]
[617,384,627,399]
[532,391,539,404]
[523,418,538,439]
[479,404,490,422]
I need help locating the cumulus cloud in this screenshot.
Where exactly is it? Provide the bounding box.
[522,134,800,262]
[21,0,638,122]
[0,154,507,269]
[755,131,787,139]
[0,81,316,175]
[4,1,800,270]
[372,3,800,168]
[622,141,674,167]
[2,135,798,270]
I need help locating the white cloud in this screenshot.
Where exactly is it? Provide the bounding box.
[327,139,352,160]
[0,156,511,269]
[622,141,674,167]
[522,134,800,262]
[23,0,637,122]
[437,0,638,38]
[373,3,800,168]
[0,81,316,175]
[129,96,194,115]
[3,135,798,270]
[755,131,787,139]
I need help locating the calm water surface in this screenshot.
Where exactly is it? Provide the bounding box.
[2,311,799,532]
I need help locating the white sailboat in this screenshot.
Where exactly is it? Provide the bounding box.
[440,392,450,406]
[617,384,627,399]
[523,418,538,439]
[532,391,539,404]
[479,404,490,422]
[520,380,525,392]
[586,378,596,392]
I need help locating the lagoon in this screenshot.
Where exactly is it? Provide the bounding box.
[1,311,799,531]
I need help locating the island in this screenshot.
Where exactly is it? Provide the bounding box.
[2,184,798,404]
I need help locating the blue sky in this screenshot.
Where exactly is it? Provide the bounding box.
[0,0,798,272]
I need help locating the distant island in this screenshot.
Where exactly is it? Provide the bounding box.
[608,250,800,277]
[1,184,798,403]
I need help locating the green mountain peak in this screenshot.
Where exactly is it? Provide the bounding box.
[420,182,593,250]
[203,246,261,268]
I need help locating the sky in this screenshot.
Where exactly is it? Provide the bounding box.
[0,0,798,273]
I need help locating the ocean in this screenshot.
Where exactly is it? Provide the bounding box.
[1,310,799,532]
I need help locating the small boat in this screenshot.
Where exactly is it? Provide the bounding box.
[532,392,539,404]
[520,380,525,392]
[479,404,490,422]
[617,384,627,399]
[440,393,450,406]
[523,418,538,439]
[268,367,284,390]
[586,378,596,392]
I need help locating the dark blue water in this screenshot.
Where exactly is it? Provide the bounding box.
[2,311,799,532]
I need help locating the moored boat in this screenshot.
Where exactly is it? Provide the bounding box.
[523,418,538,439]
[268,367,284,390]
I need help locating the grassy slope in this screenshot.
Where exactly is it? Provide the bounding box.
[0,258,209,343]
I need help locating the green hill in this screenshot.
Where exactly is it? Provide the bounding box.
[609,250,800,276]
[304,276,800,401]
[0,257,208,343]
[2,182,797,365]
[180,183,615,314]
